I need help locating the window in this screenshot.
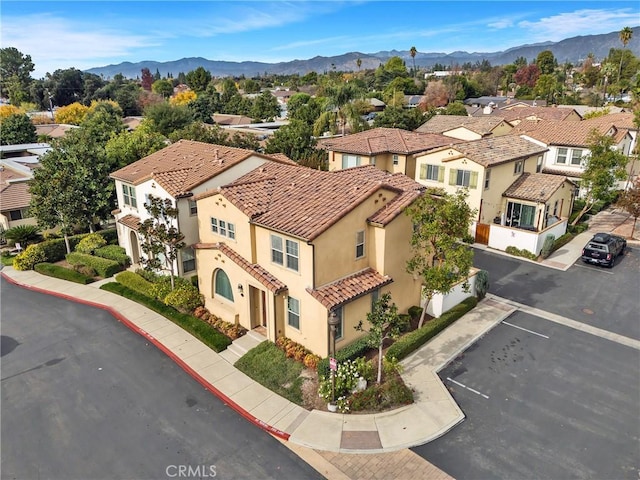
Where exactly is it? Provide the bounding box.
[214,269,234,301]
[287,296,300,329]
[553,200,559,216]
[556,148,568,164]
[182,247,195,273]
[189,200,197,216]
[355,230,365,259]
[449,169,478,189]
[506,201,536,229]
[210,217,235,239]
[286,239,299,271]
[9,208,28,221]
[571,149,583,166]
[419,164,444,182]
[371,288,379,311]
[122,184,137,208]
[342,155,361,169]
[371,156,376,166]
[333,306,344,340]
[271,235,283,264]
[514,160,523,175]
[536,156,543,173]
[393,155,399,165]
[484,169,491,190]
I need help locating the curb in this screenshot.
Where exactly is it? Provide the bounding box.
[0,271,291,441]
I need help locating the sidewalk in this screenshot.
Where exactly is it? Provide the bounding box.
[0,266,514,457]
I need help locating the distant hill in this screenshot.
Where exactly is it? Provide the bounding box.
[85,27,640,79]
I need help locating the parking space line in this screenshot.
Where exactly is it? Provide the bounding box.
[446,377,489,399]
[502,321,549,339]
[574,264,615,274]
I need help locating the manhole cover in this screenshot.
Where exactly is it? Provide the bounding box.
[582,308,594,315]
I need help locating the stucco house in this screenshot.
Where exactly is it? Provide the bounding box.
[317,127,462,178]
[109,140,295,277]
[414,135,575,255]
[414,115,514,140]
[193,163,426,357]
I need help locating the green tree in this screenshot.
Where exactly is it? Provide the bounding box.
[571,131,628,225]
[535,50,557,75]
[152,79,174,98]
[105,120,167,168]
[250,90,280,121]
[405,188,476,328]
[168,122,228,144]
[534,74,559,104]
[410,46,418,78]
[287,93,322,125]
[80,101,125,146]
[0,47,34,105]
[373,105,427,130]
[265,118,316,162]
[355,292,404,384]
[44,68,85,107]
[144,102,194,136]
[185,67,212,93]
[187,93,221,124]
[442,102,468,116]
[618,26,633,84]
[141,68,153,91]
[0,113,37,145]
[138,194,186,289]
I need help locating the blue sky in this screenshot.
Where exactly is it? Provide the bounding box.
[2,1,639,79]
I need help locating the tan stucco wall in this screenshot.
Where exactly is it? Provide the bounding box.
[444,128,481,141]
[328,152,415,177]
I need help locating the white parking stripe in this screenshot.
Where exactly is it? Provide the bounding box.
[447,377,466,388]
[446,377,489,399]
[502,321,550,339]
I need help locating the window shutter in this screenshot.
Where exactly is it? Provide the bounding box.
[419,164,427,179]
[438,166,445,182]
[449,169,457,185]
[470,171,478,189]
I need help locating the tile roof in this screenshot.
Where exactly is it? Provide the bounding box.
[0,163,32,211]
[443,135,548,167]
[316,127,460,156]
[117,214,142,231]
[306,268,393,310]
[194,242,287,294]
[110,140,290,198]
[502,173,570,202]
[415,115,509,136]
[218,163,424,241]
[515,120,629,147]
[580,112,637,131]
[542,167,584,178]
[493,106,579,123]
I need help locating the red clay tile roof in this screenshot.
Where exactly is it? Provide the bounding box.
[542,167,584,178]
[493,106,580,123]
[443,136,548,167]
[194,242,287,294]
[117,214,142,231]
[0,164,32,211]
[110,140,291,197]
[515,120,628,147]
[581,112,636,130]
[220,163,424,241]
[503,173,570,202]
[415,115,509,136]
[306,268,393,310]
[316,127,460,155]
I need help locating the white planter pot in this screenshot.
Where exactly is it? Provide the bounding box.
[327,403,338,412]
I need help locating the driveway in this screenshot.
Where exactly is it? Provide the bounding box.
[0,278,321,480]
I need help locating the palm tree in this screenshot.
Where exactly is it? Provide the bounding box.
[410,46,417,78]
[356,58,362,72]
[618,26,633,84]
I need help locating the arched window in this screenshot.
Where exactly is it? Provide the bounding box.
[214,269,233,301]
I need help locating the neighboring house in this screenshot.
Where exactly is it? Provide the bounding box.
[404,95,427,108]
[109,140,295,277]
[317,127,462,178]
[193,163,426,356]
[0,143,51,233]
[517,114,637,193]
[415,115,514,140]
[488,106,582,125]
[414,135,575,255]
[34,123,78,139]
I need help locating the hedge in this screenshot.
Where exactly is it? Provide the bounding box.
[94,245,131,267]
[115,271,154,296]
[552,232,575,252]
[66,252,121,278]
[25,228,118,264]
[386,296,478,361]
[100,282,231,352]
[34,262,94,284]
[317,334,373,378]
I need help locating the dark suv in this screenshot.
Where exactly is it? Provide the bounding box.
[581,233,627,268]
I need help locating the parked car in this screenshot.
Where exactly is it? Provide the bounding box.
[581,233,627,268]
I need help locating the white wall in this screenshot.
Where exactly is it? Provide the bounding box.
[488,219,567,256]
[426,270,478,317]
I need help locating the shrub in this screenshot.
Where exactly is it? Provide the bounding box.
[115,271,154,296]
[386,296,477,361]
[65,252,121,278]
[552,232,574,252]
[190,275,199,287]
[348,376,413,412]
[505,246,538,260]
[35,262,94,284]
[100,282,231,352]
[4,224,42,247]
[475,269,489,300]
[164,283,204,312]
[94,245,131,266]
[540,234,555,259]
[303,353,321,370]
[408,305,423,320]
[568,223,589,234]
[398,314,411,332]
[13,244,46,270]
[75,233,107,254]
[317,334,373,378]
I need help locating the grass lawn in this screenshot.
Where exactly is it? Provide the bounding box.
[235,341,304,405]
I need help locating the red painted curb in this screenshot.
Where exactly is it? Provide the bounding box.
[1,272,291,441]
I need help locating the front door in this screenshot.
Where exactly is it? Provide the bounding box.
[249,286,267,330]
[475,223,490,244]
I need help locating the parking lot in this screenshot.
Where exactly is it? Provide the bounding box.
[413,310,640,479]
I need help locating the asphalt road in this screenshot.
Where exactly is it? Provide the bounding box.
[0,278,322,480]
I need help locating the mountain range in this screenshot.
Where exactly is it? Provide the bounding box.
[86,27,640,79]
